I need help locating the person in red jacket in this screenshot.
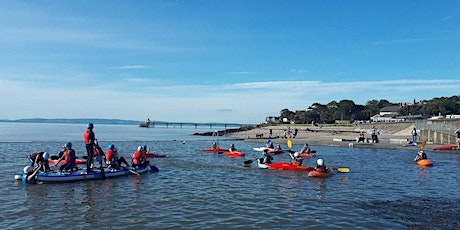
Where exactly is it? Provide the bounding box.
[106,144,129,169]
[132,146,149,168]
[83,123,96,172]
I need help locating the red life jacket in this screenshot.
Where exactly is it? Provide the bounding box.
[132,151,143,164]
[83,130,94,144]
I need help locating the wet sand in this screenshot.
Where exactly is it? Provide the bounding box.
[228,123,425,150]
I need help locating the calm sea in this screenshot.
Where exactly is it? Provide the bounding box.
[0,122,459,229]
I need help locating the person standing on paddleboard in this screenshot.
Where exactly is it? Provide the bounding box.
[83,123,96,172]
[455,128,460,149]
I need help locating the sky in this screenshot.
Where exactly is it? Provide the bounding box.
[1,1,459,124]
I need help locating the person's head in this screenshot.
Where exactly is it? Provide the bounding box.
[277,144,281,147]
[213,142,216,145]
[87,123,94,129]
[24,166,33,174]
[43,152,50,160]
[143,145,148,151]
[137,146,143,151]
[109,144,115,150]
[65,142,72,149]
[418,150,424,155]
[231,144,235,147]
[294,152,300,158]
[305,143,309,147]
[317,158,324,166]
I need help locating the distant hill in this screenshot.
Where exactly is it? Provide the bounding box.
[0,118,141,125]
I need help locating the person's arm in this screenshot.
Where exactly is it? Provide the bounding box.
[27,166,41,181]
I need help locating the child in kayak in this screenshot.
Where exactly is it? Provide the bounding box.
[413,150,428,161]
[229,144,237,152]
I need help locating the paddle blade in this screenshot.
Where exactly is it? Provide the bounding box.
[337,168,350,173]
[287,140,292,149]
[311,150,317,154]
[421,140,427,149]
[243,160,254,165]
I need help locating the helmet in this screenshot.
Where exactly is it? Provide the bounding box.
[294,152,300,157]
[213,142,217,145]
[137,146,143,151]
[65,142,72,148]
[24,166,33,173]
[42,152,50,160]
[108,144,115,150]
[87,123,94,129]
[317,158,324,166]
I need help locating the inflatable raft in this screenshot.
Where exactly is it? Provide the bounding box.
[14,166,157,183]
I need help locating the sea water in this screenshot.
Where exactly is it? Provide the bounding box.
[0,122,459,229]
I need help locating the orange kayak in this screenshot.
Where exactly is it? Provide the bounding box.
[299,153,315,158]
[416,159,433,166]
[308,169,333,178]
[201,148,228,153]
[145,153,167,158]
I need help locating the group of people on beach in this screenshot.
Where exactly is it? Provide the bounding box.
[23,123,153,184]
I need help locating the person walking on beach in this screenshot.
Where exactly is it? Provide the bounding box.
[411,127,418,143]
[83,123,96,172]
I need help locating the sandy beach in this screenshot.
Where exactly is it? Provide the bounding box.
[229,122,423,150]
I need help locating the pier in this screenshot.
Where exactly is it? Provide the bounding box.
[139,120,252,129]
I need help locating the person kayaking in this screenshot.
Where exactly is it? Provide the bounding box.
[211,142,218,149]
[83,123,96,173]
[55,142,78,172]
[414,150,428,161]
[299,143,311,155]
[106,144,130,169]
[22,165,40,184]
[259,149,273,164]
[93,139,105,169]
[132,146,149,168]
[314,158,328,172]
[292,152,303,166]
[28,151,50,172]
[229,144,237,152]
[266,140,274,149]
[274,144,282,152]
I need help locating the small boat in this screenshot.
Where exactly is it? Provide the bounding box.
[48,158,87,165]
[264,162,314,171]
[201,147,228,153]
[223,151,245,157]
[14,166,157,183]
[308,169,333,178]
[145,153,167,158]
[416,159,433,167]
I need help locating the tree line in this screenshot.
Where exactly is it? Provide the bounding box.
[279,95,460,124]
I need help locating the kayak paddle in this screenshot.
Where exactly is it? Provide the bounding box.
[336,168,350,173]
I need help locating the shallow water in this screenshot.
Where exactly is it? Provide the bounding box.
[1,123,459,229]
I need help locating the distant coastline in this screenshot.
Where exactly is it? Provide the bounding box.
[0,118,140,125]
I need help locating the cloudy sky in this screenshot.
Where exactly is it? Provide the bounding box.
[1,1,459,124]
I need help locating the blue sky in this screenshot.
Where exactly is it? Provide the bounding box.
[1,1,459,124]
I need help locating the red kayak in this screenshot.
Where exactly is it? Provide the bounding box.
[266,162,314,171]
[432,145,458,151]
[416,159,433,167]
[223,151,245,157]
[145,153,167,158]
[308,169,333,178]
[201,147,228,153]
[299,153,315,158]
[49,158,87,166]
